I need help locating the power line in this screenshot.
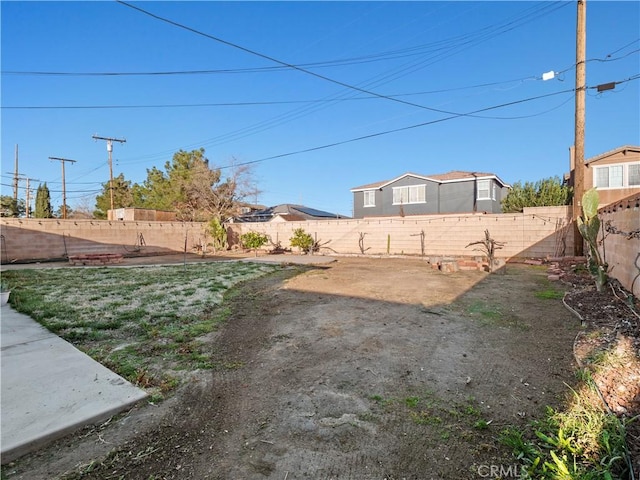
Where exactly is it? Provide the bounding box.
[118,70,637,168]
[218,88,577,170]
[1,87,577,197]
[0,76,540,110]
[0,183,102,194]
[2,4,571,78]
[210,70,635,172]
[105,1,574,164]
[115,0,565,121]
[553,40,639,76]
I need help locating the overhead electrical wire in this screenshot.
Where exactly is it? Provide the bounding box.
[1,86,577,193]
[2,4,570,78]
[8,73,636,193]
[6,2,633,186]
[215,88,577,170]
[1,1,577,169]
[115,0,566,120]
[112,0,570,164]
[213,72,638,170]
[554,39,639,77]
[1,76,540,110]
[0,182,101,195]
[4,2,567,167]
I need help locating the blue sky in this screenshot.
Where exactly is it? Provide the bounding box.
[2,1,639,217]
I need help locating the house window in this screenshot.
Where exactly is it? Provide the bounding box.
[363,190,376,207]
[593,163,639,188]
[629,164,640,186]
[477,180,491,200]
[392,185,426,205]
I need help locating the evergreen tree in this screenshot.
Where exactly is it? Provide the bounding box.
[135,148,245,221]
[0,195,25,217]
[34,183,53,218]
[94,173,135,219]
[502,176,572,213]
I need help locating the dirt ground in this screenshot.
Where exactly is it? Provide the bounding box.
[0,256,606,479]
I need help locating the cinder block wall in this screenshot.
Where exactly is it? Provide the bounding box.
[0,219,208,262]
[228,206,574,260]
[3,204,636,298]
[599,198,640,297]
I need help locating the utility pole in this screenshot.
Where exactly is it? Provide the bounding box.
[573,0,586,256]
[49,157,76,219]
[25,178,32,218]
[92,135,126,214]
[13,145,19,202]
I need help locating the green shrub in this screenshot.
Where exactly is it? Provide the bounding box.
[290,228,314,254]
[207,218,228,252]
[240,231,268,256]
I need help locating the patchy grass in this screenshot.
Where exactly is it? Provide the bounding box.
[2,262,285,398]
[368,389,495,444]
[466,300,503,321]
[534,279,566,300]
[499,379,630,479]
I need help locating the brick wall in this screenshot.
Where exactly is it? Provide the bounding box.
[228,206,575,260]
[598,195,640,297]
[0,218,208,263]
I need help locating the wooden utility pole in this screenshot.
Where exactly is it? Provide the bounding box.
[573,0,586,256]
[13,145,19,201]
[49,157,77,219]
[25,178,32,218]
[92,135,126,214]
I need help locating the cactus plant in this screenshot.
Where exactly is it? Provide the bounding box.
[576,188,608,291]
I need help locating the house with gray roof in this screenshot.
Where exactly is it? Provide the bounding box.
[350,171,510,219]
[232,204,349,223]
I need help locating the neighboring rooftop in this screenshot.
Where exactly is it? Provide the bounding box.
[584,145,640,165]
[232,204,349,223]
[351,170,509,191]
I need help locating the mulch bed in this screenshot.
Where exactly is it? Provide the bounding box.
[558,262,640,478]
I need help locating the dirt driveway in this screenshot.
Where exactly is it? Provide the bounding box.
[4,257,581,480]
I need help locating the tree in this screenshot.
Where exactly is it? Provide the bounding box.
[501,176,571,213]
[70,197,95,219]
[466,229,506,273]
[134,149,257,222]
[0,195,25,217]
[94,173,134,219]
[55,204,73,219]
[133,165,174,212]
[34,183,53,218]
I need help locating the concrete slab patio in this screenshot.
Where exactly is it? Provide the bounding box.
[1,304,148,464]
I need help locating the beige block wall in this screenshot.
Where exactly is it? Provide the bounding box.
[0,218,208,262]
[4,204,636,298]
[229,206,574,260]
[599,205,640,297]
